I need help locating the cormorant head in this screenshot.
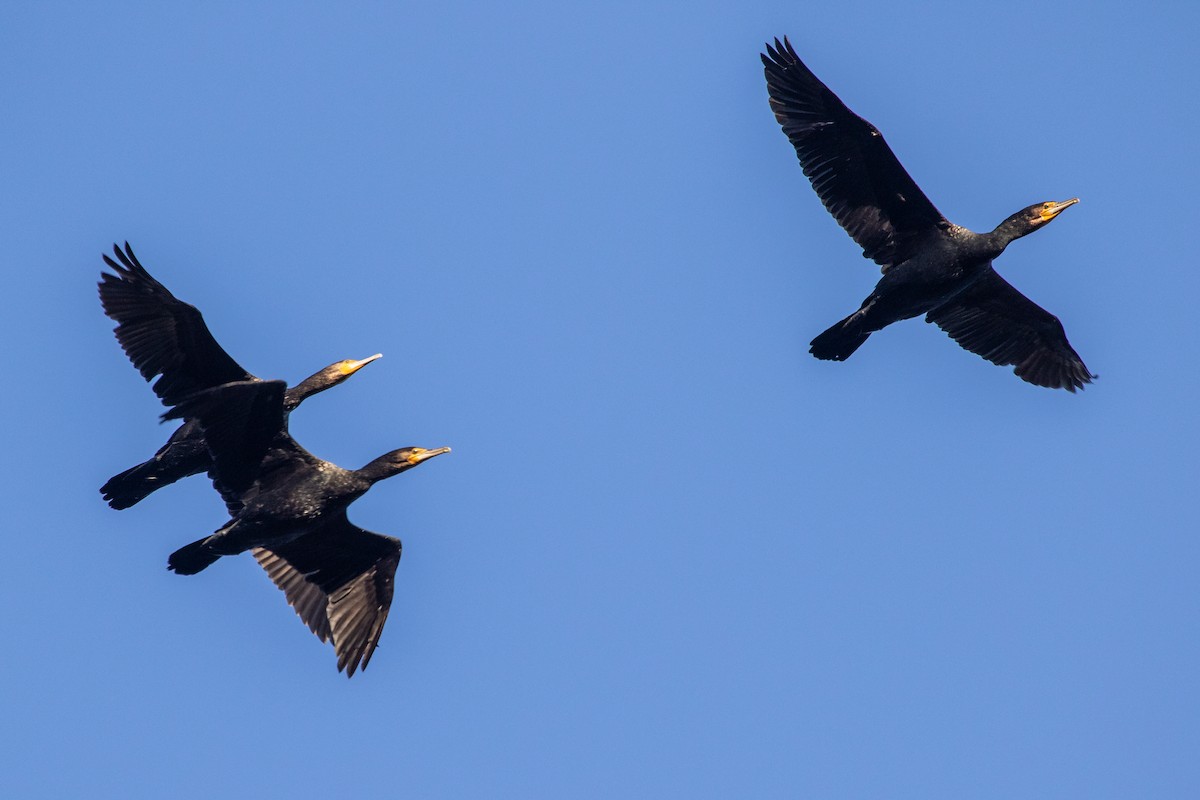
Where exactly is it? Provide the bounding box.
[1031,198,1078,226]
[993,198,1077,245]
[1019,198,1079,232]
[327,353,384,383]
[363,446,452,481]
[287,353,383,405]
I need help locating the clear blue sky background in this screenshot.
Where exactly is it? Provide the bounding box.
[2,2,1196,797]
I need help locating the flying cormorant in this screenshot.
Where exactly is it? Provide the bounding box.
[762,37,1094,390]
[162,378,450,676]
[98,243,381,508]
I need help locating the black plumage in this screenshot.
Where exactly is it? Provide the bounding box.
[99,242,381,508]
[762,37,1094,391]
[162,379,450,676]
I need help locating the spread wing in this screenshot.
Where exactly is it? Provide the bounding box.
[762,37,950,270]
[98,242,254,406]
[253,513,403,677]
[926,267,1095,391]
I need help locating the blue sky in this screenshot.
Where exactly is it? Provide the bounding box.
[2,1,1197,797]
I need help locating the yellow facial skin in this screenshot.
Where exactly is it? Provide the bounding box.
[338,353,384,376]
[405,447,452,465]
[1038,198,1079,223]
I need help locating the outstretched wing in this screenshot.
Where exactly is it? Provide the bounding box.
[762,37,950,270]
[926,267,1095,391]
[99,242,254,405]
[253,512,403,677]
[253,547,333,644]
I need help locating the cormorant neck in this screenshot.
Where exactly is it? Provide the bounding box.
[283,371,336,410]
[354,456,408,485]
[988,213,1035,252]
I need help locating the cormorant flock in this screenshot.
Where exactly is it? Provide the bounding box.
[100,244,448,676]
[99,36,1094,677]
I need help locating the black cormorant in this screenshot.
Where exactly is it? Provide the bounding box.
[98,243,381,508]
[762,37,1094,390]
[162,378,450,676]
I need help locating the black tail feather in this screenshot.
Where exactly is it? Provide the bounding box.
[168,537,222,575]
[101,462,169,510]
[810,313,871,361]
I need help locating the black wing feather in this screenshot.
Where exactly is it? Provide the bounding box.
[162,379,288,494]
[926,267,1095,391]
[252,513,402,677]
[253,547,334,643]
[762,37,949,270]
[98,242,253,405]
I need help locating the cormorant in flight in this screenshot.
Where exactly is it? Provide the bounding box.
[98,243,381,508]
[163,378,450,676]
[762,37,1094,390]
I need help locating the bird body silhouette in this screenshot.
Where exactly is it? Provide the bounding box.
[163,378,450,675]
[762,37,1094,390]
